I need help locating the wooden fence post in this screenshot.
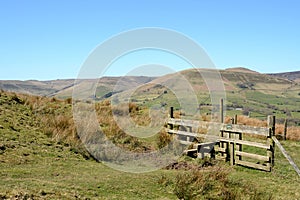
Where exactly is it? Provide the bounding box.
[234,114,242,161]
[234,114,237,125]
[230,142,235,166]
[219,99,226,160]
[267,115,276,169]
[272,116,276,167]
[284,119,287,140]
[169,107,174,130]
[170,107,174,119]
[220,99,224,123]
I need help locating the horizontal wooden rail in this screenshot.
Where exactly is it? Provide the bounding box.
[220,124,269,136]
[167,129,198,137]
[218,138,270,149]
[168,129,270,149]
[215,147,226,153]
[178,140,193,145]
[235,151,270,162]
[167,118,269,136]
[235,160,271,171]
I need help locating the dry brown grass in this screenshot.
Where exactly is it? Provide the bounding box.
[225,115,267,127]
[3,91,89,157]
[95,101,154,152]
[276,124,300,140]
[157,129,172,149]
[225,115,300,141]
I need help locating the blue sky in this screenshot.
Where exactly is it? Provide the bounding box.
[0,0,300,80]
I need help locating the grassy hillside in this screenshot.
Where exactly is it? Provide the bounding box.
[109,68,300,127]
[1,91,300,199]
[0,91,173,199]
[1,68,300,126]
[0,76,155,99]
[0,79,75,96]
[269,70,300,82]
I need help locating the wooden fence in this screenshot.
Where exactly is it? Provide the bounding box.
[167,107,276,172]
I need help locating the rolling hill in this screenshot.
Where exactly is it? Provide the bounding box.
[0,76,155,99]
[268,70,300,82]
[1,85,300,199]
[1,68,300,125]
[110,68,300,125]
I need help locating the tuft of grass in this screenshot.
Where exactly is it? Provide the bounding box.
[164,163,273,200]
[157,129,172,149]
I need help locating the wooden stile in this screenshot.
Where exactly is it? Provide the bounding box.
[167,105,282,172]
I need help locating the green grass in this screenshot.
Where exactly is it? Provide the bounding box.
[1,91,300,199]
[0,154,177,199]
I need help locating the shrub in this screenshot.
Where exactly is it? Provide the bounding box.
[11,93,24,104]
[165,164,273,200]
[157,130,172,149]
[173,165,233,199]
[65,97,72,104]
[50,97,57,102]
[129,102,139,113]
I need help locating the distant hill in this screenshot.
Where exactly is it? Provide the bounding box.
[225,67,259,74]
[1,68,300,125]
[0,76,155,98]
[268,71,300,82]
[111,67,300,125]
[0,79,75,96]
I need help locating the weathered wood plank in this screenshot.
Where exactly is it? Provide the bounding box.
[194,142,216,148]
[236,160,271,171]
[218,138,270,149]
[178,140,193,145]
[167,118,210,129]
[220,98,224,123]
[237,132,242,161]
[167,129,198,137]
[197,152,214,159]
[215,147,226,153]
[272,136,300,177]
[235,151,270,162]
[167,118,268,136]
[230,142,235,165]
[220,124,268,136]
[284,119,287,140]
[167,129,219,141]
[216,154,227,161]
[184,149,197,157]
[168,129,269,149]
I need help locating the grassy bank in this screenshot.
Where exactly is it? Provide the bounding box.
[0,91,299,199]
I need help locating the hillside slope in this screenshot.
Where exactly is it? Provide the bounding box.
[0,91,175,199]
[1,91,300,199]
[268,70,300,82]
[111,68,300,125]
[1,68,300,125]
[0,76,155,98]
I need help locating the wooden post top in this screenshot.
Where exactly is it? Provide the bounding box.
[267,115,276,136]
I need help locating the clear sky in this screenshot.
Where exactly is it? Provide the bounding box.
[1,0,300,80]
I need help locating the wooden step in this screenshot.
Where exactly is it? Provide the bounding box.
[235,151,270,162]
[184,149,197,158]
[235,160,271,172]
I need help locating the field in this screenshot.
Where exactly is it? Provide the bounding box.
[1,91,300,199]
